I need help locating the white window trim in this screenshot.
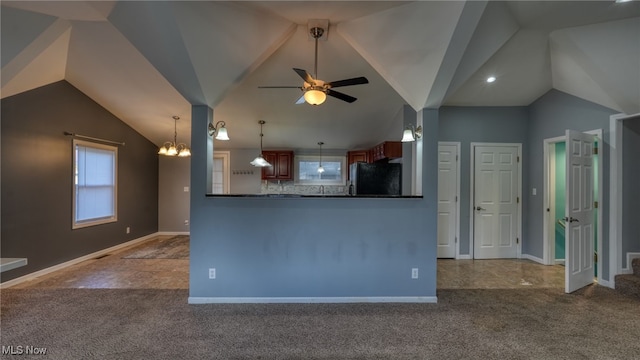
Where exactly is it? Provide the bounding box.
[72,139,118,229]
[294,154,347,185]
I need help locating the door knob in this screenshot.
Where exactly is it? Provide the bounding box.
[564,216,579,223]
[476,206,486,211]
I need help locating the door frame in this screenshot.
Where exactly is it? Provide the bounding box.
[213,150,231,194]
[610,112,640,287]
[438,142,461,259]
[542,129,603,285]
[469,143,523,259]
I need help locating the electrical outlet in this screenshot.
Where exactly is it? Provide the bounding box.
[209,268,216,279]
[411,268,419,279]
[126,227,130,234]
[184,220,189,226]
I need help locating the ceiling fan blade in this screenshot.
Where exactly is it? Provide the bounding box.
[326,89,357,103]
[295,95,306,105]
[293,68,315,84]
[258,86,302,89]
[327,77,369,88]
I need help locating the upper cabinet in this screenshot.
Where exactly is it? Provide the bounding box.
[347,141,402,180]
[261,150,293,180]
[370,141,402,162]
[347,150,370,166]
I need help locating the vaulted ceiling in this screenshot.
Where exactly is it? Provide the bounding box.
[2,1,639,150]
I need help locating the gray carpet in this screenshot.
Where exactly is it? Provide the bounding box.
[121,235,189,259]
[1,286,639,360]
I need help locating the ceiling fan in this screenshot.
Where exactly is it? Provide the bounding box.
[258,26,369,105]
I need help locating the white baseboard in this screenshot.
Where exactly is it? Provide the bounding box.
[188,296,438,304]
[598,279,613,289]
[622,252,640,273]
[456,254,471,260]
[157,231,190,236]
[0,232,160,289]
[521,254,545,264]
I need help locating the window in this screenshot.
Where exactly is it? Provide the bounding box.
[73,140,117,229]
[295,155,346,185]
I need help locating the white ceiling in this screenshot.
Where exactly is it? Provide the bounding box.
[2,1,639,150]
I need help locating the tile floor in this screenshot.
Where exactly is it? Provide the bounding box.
[9,235,565,290]
[11,236,189,289]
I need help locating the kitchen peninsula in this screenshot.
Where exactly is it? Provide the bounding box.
[206,193,422,198]
[189,106,439,304]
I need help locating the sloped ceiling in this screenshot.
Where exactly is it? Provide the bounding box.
[2,1,639,150]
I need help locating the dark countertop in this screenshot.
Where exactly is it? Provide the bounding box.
[206,194,423,198]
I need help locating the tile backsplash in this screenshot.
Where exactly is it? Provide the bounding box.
[261,180,347,195]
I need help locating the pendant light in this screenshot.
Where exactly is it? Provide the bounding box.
[250,120,272,167]
[158,116,191,157]
[317,141,325,173]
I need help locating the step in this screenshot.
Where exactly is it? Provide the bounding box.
[615,274,640,299]
[632,258,640,277]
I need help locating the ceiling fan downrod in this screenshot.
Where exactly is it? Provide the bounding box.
[310,27,324,79]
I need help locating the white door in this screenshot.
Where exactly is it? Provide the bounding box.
[473,145,519,259]
[437,144,458,258]
[565,130,595,293]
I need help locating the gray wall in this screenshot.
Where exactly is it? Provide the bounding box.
[158,156,190,232]
[1,81,158,281]
[438,106,529,256]
[188,106,439,300]
[227,149,263,194]
[622,119,640,268]
[402,105,416,196]
[526,89,616,280]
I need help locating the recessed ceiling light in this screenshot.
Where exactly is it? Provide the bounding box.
[486,76,496,83]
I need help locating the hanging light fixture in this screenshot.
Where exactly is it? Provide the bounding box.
[401,124,423,143]
[317,141,325,173]
[250,120,272,167]
[158,116,191,157]
[208,121,230,140]
[304,88,327,105]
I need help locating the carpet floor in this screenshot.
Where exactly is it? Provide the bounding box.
[1,285,638,359]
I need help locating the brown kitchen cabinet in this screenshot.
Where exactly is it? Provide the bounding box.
[261,150,293,180]
[347,150,369,165]
[370,141,402,162]
[347,150,369,180]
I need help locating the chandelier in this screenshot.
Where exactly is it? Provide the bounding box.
[158,116,191,157]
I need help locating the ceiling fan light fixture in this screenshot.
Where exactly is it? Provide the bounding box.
[304,89,326,105]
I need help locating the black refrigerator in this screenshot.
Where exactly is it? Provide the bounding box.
[349,162,402,196]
